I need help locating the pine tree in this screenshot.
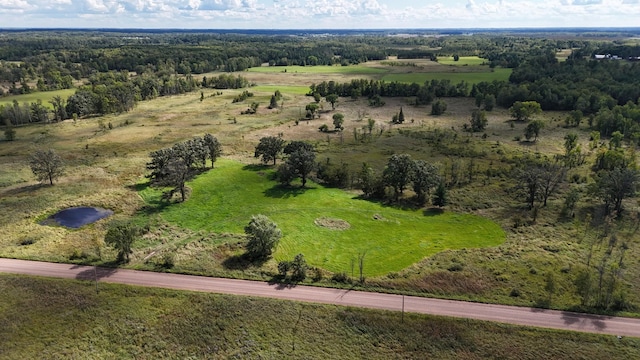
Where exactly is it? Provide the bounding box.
[268,95,278,109]
[432,182,448,207]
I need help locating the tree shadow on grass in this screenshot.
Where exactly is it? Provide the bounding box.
[350,194,424,211]
[242,163,272,172]
[222,252,268,270]
[263,184,313,198]
[423,207,445,216]
[1,183,48,197]
[243,163,279,181]
[128,182,172,215]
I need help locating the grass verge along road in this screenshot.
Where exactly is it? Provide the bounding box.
[1,258,640,338]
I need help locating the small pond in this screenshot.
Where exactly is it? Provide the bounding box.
[42,207,114,228]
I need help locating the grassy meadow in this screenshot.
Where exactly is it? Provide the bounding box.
[0,88,76,109]
[138,159,504,276]
[382,67,512,85]
[248,64,388,74]
[2,274,639,360]
[437,56,488,66]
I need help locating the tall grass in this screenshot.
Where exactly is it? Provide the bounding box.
[1,275,638,360]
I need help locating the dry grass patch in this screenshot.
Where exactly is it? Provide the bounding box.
[314,217,351,230]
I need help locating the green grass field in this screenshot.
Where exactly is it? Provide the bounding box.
[2,274,639,359]
[139,159,505,276]
[248,65,388,74]
[438,56,488,66]
[251,85,311,95]
[382,68,512,85]
[0,89,76,109]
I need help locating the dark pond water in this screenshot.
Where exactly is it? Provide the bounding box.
[42,207,113,228]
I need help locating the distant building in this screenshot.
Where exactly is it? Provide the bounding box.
[594,54,623,60]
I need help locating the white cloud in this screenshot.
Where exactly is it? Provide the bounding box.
[0,0,32,10]
[3,0,640,28]
[572,0,602,5]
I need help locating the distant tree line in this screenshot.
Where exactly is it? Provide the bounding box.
[309,79,470,104]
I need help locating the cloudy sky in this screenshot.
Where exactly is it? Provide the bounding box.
[2,0,639,29]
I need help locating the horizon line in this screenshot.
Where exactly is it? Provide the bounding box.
[1,26,640,32]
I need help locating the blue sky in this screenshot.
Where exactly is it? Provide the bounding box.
[1,0,639,29]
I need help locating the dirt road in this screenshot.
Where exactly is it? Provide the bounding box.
[2,258,639,338]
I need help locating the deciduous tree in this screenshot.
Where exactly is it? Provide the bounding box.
[325,93,338,110]
[469,109,488,132]
[510,101,542,122]
[412,160,440,204]
[254,136,285,165]
[244,214,282,260]
[305,103,319,118]
[104,221,139,263]
[332,113,344,130]
[524,120,545,142]
[29,149,64,185]
[383,153,414,201]
[203,133,222,168]
[285,148,316,187]
[592,167,639,216]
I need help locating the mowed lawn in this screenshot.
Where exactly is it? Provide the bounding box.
[382,68,512,85]
[140,159,505,276]
[248,65,388,74]
[0,88,76,109]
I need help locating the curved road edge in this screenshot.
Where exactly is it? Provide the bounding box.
[2,258,639,338]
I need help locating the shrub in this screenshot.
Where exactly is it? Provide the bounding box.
[331,272,352,284]
[431,100,447,115]
[161,253,175,269]
[4,127,16,141]
[232,90,254,103]
[278,260,291,277]
[447,263,464,272]
[312,267,323,282]
[291,253,308,281]
[20,238,35,246]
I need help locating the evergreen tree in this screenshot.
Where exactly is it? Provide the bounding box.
[268,95,278,109]
[432,182,448,207]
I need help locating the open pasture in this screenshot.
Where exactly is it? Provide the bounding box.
[437,56,487,66]
[248,65,388,74]
[0,88,75,109]
[139,159,505,276]
[382,67,512,85]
